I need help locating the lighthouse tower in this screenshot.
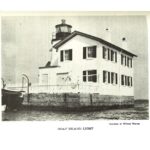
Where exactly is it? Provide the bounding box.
[51,19,72,45]
[51,19,72,66]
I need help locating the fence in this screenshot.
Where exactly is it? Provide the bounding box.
[6,84,100,94]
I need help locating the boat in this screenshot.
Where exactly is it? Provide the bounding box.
[2,89,24,111]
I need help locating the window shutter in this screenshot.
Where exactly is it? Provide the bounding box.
[93,46,97,58]
[131,58,132,68]
[125,56,126,66]
[103,71,106,83]
[115,52,117,62]
[60,51,63,62]
[111,50,112,61]
[108,48,110,60]
[103,46,106,59]
[83,71,86,82]
[131,77,132,86]
[108,72,110,83]
[128,76,130,86]
[83,47,86,59]
[121,55,123,65]
[69,49,72,60]
[111,50,114,61]
[116,73,118,84]
[121,75,124,85]
[111,72,113,84]
[125,76,127,86]
[127,57,129,67]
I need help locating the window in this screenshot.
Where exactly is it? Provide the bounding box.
[121,54,132,68]
[56,27,61,33]
[60,26,68,32]
[60,49,72,62]
[83,46,96,59]
[111,50,114,61]
[103,71,107,83]
[111,72,115,84]
[127,57,129,67]
[103,71,118,85]
[121,75,133,87]
[103,46,117,63]
[121,75,124,85]
[103,46,107,59]
[127,76,130,86]
[83,70,97,82]
[65,49,72,60]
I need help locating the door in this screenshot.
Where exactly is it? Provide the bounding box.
[56,72,71,92]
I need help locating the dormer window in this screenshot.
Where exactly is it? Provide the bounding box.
[83,46,97,59]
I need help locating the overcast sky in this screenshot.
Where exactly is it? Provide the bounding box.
[1,15,148,99]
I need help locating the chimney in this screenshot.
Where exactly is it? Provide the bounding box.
[122,37,128,50]
[104,28,111,42]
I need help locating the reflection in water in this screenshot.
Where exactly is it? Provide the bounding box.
[2,100,149,121]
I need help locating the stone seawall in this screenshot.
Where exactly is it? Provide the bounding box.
[23,93,134,110]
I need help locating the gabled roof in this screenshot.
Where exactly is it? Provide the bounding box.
[53,30,137,57]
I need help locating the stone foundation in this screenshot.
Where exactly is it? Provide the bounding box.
[23,93,134,110]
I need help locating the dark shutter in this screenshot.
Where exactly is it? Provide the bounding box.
[125,76,127,86]
[60,51,63,62]
[103,46,105,59]
[115,52,117,62]
[121,54,123,65]
[83,47,86,59]
[111,50,114,61]
[121,75,124,85]
[108,72,110,83]
[83,71,86,82]
[69,49,72,60]
[93,46,96,58]
[131,58,132,68]
[125,56,126,66]
[103,71,106,83]
[111,72,113,84]
[127,57,129,67]
[131,77,132,86]
[108,48,110,60]
[116,73,118,84]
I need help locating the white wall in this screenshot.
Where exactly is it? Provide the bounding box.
[39,35,134,96]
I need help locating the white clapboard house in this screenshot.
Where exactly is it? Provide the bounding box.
[39,20,137,98]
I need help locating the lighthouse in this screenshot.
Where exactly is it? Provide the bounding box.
[50,20,72,66]
[51,19,72,45]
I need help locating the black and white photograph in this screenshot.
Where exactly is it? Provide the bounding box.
[1,13,149,121]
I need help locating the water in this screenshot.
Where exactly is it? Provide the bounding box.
[2,100,149,121]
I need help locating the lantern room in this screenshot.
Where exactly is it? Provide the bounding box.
[54,19,72,41]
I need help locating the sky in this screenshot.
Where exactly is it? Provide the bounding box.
[1,15,148,99]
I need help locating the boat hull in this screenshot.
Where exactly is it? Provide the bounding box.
[2,89,24,110]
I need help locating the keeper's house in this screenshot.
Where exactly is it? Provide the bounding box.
[39,20,137,101]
